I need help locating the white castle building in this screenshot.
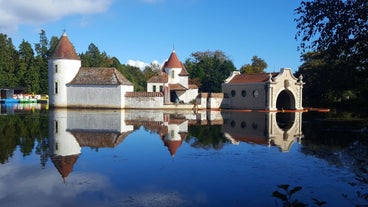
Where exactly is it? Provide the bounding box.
[48,32,303,111]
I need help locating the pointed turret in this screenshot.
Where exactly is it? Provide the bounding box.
[51,32,80,60]
[48,31,81,108]
[164,50,182,68]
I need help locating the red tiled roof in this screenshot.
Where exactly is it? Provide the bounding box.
[162,51,189,76]
[51,32,80,60]
[178,63,189,76]
[147,72,168,83]
[164,51,182,68]
[51,154,80,180]
[188,84,198,89]
[125,92,163,97]
[68,67,133,85]
[232,135,268,145]
[229,72,279,83]
[169,83,187,91]
[70,130,130,148]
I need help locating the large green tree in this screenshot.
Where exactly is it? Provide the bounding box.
[240,56,268,74]
[0,34,18,88]
[34,30,51,94]
[18,40,40,93]
[80,43,111,67]
[295,0,368,107]
[185,50,236,92]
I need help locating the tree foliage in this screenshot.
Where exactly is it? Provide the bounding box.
[295,0,368,70]
[240,56,268,74]
[184,50,236,92]
[295,0,368,108]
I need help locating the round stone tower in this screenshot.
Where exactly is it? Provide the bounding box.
[48,32,81,108]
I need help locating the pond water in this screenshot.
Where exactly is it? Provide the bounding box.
[0,104,367,207]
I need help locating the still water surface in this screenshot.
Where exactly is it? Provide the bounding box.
[0,104,367,207]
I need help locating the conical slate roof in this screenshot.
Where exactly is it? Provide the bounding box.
[50,32,80,60]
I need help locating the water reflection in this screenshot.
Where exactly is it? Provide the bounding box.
[1,106,367,206]
[47,109,303,181]
[221,111,303,152]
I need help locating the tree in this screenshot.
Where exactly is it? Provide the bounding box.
[240,56,268,74]
[80,43,111,67]
[0,34,18,87]
[295,0,368,70]
[185,50,236,92]
[34,30,50,94]
[18,40,40,93]
[295,0,368,107]
[143,62,161,80]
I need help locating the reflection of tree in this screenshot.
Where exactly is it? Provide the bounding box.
[0,111,49,165]
[187,125,229,150]
[302,113,368,203]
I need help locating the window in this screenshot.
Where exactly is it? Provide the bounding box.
[55,82,58,94]
[153,85,156,92]
[241,121,246,128]
[55,64,58,73]
[231,120,236,128]
[54,121,58,133]
[171,70,175,78]
[252,122,258,129]
[242,90,247,97]
[159,85,163,92]
[253,90,259,98]
[231,90,236,97]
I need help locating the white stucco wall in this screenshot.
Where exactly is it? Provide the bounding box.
[66,109,133,132]
[177,88,198,103]
[147,83,164,92]
[125,96,164,109]
[67,85,125,108]
[48,59,81,108]
[48,109,81,157]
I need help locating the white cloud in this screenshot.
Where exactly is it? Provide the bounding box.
[127,59,149,70]
[0,0,113,33]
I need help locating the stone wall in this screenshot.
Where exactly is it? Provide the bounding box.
[125,92,164,109]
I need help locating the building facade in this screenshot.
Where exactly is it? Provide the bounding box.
[147,51,198,104]
[221,68,304,110]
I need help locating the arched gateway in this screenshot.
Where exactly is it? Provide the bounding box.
[221,68,304,110]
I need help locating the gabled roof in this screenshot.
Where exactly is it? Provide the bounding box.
[229,72,279,83]
[147,71,168,83]
[50,32,80,60]
[70,130,130,148]
[68,67,133,85]
[169,83,187,91]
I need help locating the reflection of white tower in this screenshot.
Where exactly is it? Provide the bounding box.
[48,32,81,108]
[49,109,81,181]
[162,114,188,157]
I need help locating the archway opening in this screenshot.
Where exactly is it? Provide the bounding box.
[276,112,295,130]
[276,90,295,110]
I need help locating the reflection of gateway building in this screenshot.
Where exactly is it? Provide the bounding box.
[221,112,303,152]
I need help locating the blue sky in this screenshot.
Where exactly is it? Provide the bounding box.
[1,0,303,72]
